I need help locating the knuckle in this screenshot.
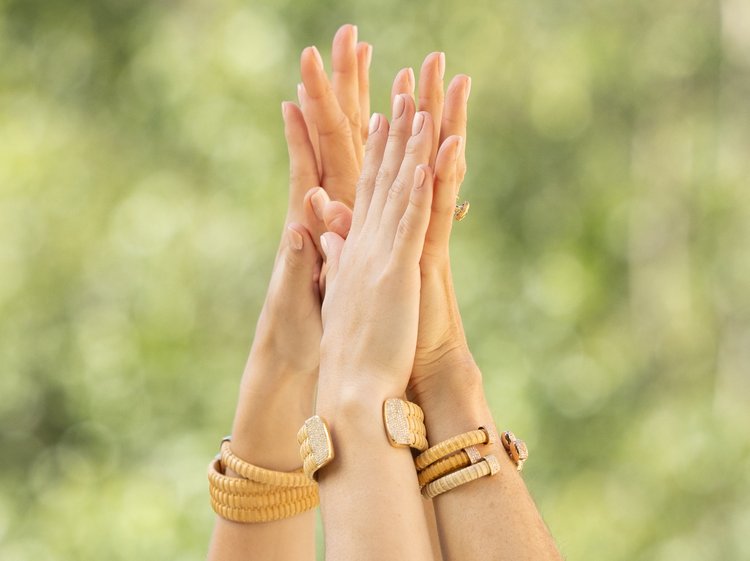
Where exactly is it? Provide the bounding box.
[355,172,374,194]
[375,166,392,186]
[396,216,412,240]
[388,177,409,199]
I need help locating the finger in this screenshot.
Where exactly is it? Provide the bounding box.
[440,74,470,189]
[282,102,320,225]
[391,165,434,267]
[356,41,372,144]
[320,231,346,284]
[323,201,353,240]
[297,83,322,175]
[303,186,330,254]
[422,135,462,262]
[363,93,416,228]
[379,111,434,237]
[274,223,322,302]
[300,46,359,206]
[417,52,445,166]
[390,67,415,107]
[331,24,362,164]
[349,113,389,237]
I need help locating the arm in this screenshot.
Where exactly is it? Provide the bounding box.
[206,102,323,561]
[313,105,442,561]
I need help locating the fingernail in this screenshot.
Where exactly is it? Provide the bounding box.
[414,165,427,190]
[281,101,288,117]
[311,189,326,221]
[366,44,373,69]
[393,94,406,119]
[438,52,446,80]
[412,112,425,135]
[297,83,304,102]
[311,46,324,70]
[351,25,358,44]
[406,67,415,90]
[466,76,472,100]
[369,113,380,135]
[288,226,304,251]
[320,235,329,257]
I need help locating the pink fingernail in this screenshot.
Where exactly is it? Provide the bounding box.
[393,94,406,119]
[311,189,326,221]
[366,44,373,69]
[320,235,329,257]
[288,226,304,251]
[438,52,446,80]
[466,76,472,100]
[406,67,415,90]
[414,165,427,189]
[412,112,425,135]
[352,25,358,44]
[369,113,380,135]
[311,46,324,69]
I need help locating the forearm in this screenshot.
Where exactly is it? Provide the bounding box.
[316,382,435,561]
[207,349,317,561]
[415,359,562,561]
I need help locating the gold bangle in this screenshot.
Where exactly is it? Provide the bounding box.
[297,415,335,480]
[383,398,428,452]
[417,446,482,487]
[208,458,317,499]
[210,491,319,523]
[220,439,312,488]
[414,427,493,471]
[421,454,501,499]
[501,431,529,471]
[209,485,318,509]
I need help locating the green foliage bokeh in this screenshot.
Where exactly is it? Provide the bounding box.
[1,0,749,559]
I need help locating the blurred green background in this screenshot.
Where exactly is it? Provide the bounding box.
[2,0,749,559]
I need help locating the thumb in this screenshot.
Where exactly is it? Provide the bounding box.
[273,223,322,302]
[323,201,353,239]
[319,231,346,283]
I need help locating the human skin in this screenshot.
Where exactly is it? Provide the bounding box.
[314,106,451,561]
[206,26,372,561]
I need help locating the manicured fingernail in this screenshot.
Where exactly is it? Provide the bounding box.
[287,226,304,251]
[369,113,380,135]
[366,44,373,69]
[351,25,358,44]
[311,189,326,221]
[393,94,406,119]
[320,235,329,257]
[412,112,425,135]
[297,83,304,102]
[406,67,415,90]
[281,101,288,117]
[438,52,446,80]
[466,76,472,100]
[311,46,324,70]
[414,165,427,189]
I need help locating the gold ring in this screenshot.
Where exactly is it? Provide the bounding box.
[454,200,470,221]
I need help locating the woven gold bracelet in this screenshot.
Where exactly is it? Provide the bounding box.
[414,427,492,471]
[417,446,482,487]
[421,454,502,499]
[298,399,429,480]
[220,439,312,488]
[383,398,428,451]
[210,492,319,523]
[208,459,317,503]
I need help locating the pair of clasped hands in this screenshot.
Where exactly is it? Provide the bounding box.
[257,24,475,415]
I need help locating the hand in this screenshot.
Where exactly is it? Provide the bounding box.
[317,59,475,400]
[316,103,439,399]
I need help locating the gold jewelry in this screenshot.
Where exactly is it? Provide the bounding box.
[383,398,428,451]
[208,438,319,523]
[454,200,470,221]
[422,454,501,499]
[417,446,481,487]
[501,430,529,471]
[414,427,492,471]
[297,415,335,480]
[220,439,311,487]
